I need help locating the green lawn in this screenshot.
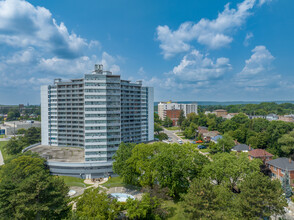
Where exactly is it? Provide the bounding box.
[101,176,140,190]
[56,176,91,188]
[199,148,210,153]
[163,200,186,220]
[165,127,180,131]
[0,141,10,162]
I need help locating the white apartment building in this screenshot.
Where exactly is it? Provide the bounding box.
[158,102,198,120]
[41,64,154,163]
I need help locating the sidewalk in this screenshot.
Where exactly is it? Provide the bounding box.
[0,150,4,166]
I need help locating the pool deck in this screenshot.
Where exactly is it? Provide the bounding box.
[107,187,143,200]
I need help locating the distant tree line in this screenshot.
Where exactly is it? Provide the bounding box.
[199,102,294,115]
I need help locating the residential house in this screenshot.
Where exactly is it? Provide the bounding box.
[248,149,273,162]
[266,114,279,121]
[248,115,266,120]
[266,158,294,185]
[231,144,252,152]
[197,126,208,135]
[222,113,239,120]
[211,135,223,144]
[202,131,219,142]
[213,109,228,117]
[278,115,294,123]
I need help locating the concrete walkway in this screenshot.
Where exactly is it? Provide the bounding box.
[0,150,4,166]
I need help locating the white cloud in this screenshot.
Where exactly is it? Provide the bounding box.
[172,50,232,81]
[243,32,253,46]
[0,0,97,58]
[0,0,122,90]
[138,67,145,76]
[238,45,274,77]
[156,0,259,58]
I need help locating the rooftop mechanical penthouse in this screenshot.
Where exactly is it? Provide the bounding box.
[40,64,154,178]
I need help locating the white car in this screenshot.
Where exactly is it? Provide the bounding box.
[178,139,183,144]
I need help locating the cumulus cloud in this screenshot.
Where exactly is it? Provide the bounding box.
[0,0,98,59]
[238,45,274,77]
[156,0,259,58]
[243,32,253,46]
[172,50,232,81]
[0,0,122,91]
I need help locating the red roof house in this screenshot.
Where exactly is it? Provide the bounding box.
[248,149,273,162]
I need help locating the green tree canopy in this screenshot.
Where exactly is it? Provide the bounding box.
[181,178,235,219]
[238,172,286,219]
[75,188,120,219]
[202,153,262,191]
[0,154,70,219]
[210,134,235,154]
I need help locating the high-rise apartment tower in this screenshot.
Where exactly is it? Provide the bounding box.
[41,64,154,164]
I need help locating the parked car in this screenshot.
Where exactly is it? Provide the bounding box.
[168,138,172,142]
[197,145,207,149]
[191,140,196,144]
[178,139,183,144]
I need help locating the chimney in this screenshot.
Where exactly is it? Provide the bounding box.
[289,158,292,164]
[249,145,251,151]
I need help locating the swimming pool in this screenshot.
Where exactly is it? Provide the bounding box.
[110,193,135,202]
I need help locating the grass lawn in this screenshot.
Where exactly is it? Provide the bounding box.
[175,132,184,137]
[0,141,11,162]
[101,176,140,190]
[57,176,91,188]
[163,200,186,220]
[199,148,210,153]
[165,127,180,131]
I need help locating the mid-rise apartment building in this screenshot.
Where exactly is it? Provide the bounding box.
[158,102,198,121]
[41,64,154,164]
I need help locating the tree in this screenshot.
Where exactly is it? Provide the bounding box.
[177,110,185,126]
[163,116,173,127]
[154,123,163,135]
[202,153,261,191]
[112,143,137,184]
[75,188,120,219]
[0,154,70,219]
[153,143,209,197]
[156,133,168,141]
[278,130,294,158]
[238,172,286,219]
[181,178,235,219]
[4,137,26,155]
[24,127,41,145]
[125,193,165,220]
[17,128,26,135]
[210,134,235,154]
[154,112,162,124]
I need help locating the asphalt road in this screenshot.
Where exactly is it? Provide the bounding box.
[162,128,185,143]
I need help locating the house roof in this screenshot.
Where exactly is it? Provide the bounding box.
[203,131,219,137]
[211,135,223,141]
[215,109,227,112]
[232,144,251,151]
[266,157,294,171]
[249,149,273,158]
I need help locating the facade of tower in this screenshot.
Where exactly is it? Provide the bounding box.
[41,64,154,165]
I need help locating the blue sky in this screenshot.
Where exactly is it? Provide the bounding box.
[0,0,294,104]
